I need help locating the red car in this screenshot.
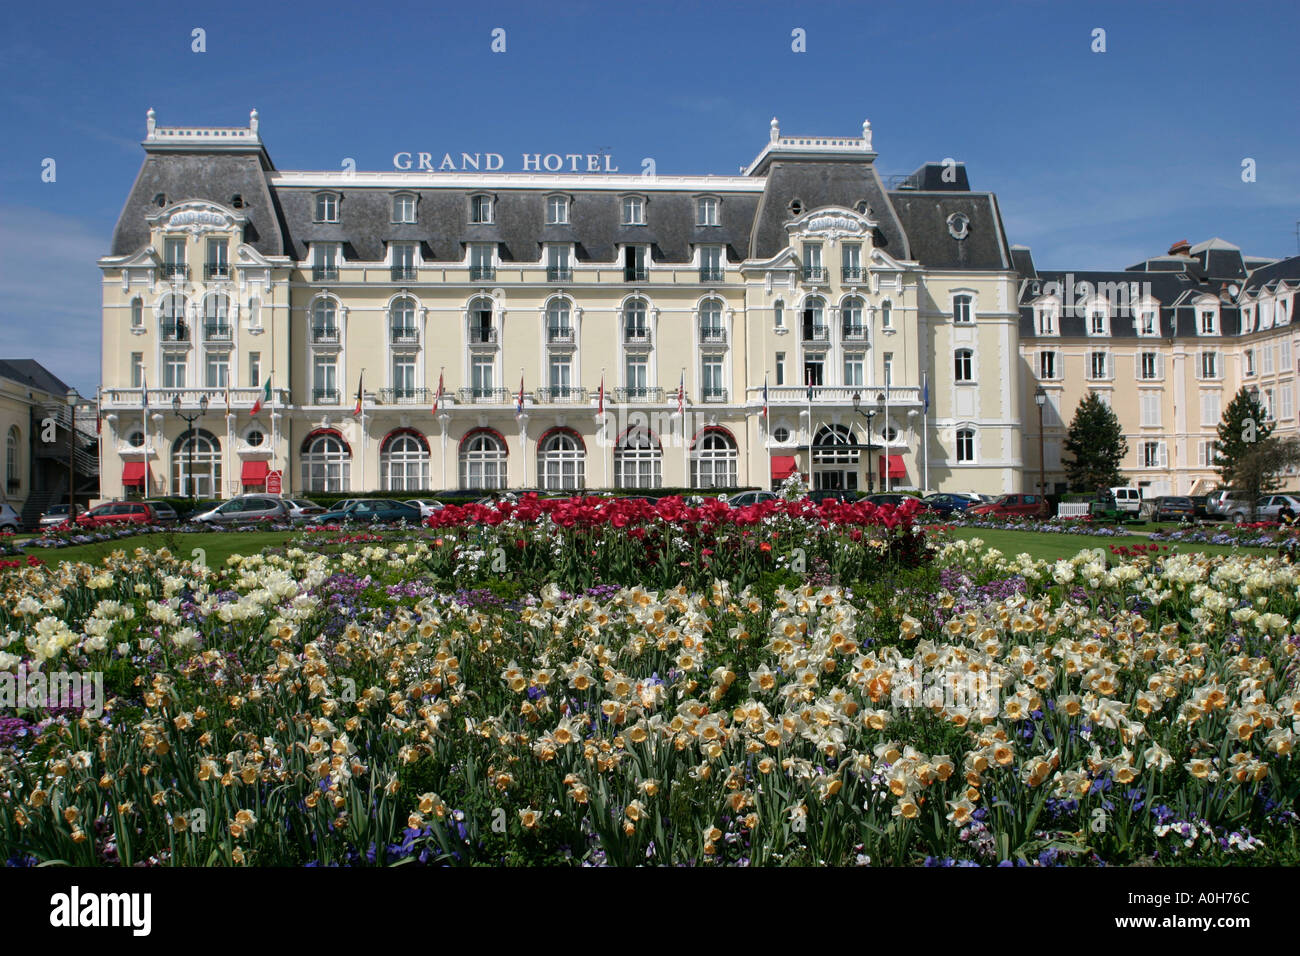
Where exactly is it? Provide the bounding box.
[968,493,1049,518]
[75,501,158,528]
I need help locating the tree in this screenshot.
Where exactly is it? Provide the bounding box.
[1214,388,1273,491]
[1230,436,1300,519]
[1063,392,1128,492]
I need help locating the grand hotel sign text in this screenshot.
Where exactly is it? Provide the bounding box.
[393,151,619,173]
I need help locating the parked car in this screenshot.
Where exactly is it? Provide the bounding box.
[1087,491,1123,522]
[192,495,292,526]
[312,499,423,526]
[969,493,1050,518]
[142,500,180,523]
[404,499,446,519]
[1189,494,1214,519]
[38,503,83,529]
[807,489,864,505]
[76,501,158,527]
[0,503,20,532]
[1205,490,1250,519]
[919,493,975,516]
[1109,487,1144,515]
[285,499,327,521]
[1255,494,1300,522]
[725,490,778,508]
[860,493,913,507]
[1147,495,1196,522]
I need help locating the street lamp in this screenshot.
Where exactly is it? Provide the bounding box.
[1034,385,1047,495]
[852,391,886,494]
[172,394,209,502]
[65,389,77,520]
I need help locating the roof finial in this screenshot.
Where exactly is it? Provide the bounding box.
[249,108,259,135]
[770,117,780,143]
[146,108,156,137]
[862,118,872,149]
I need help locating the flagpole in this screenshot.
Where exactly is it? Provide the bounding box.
[922,370,929,495]
[884,378,891,493]
[680,367,688,490]
[764,372,772,493]
[357,369,365,494]
[806,370,814,492]
[599,367,607,491]
[519,367,527,490]
[142,377,149,499]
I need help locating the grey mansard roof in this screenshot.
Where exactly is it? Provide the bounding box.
[1242,254,1300,294]
[0,359,72,397]
[887,191,1012,271]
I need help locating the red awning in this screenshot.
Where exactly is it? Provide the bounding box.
[879,455,906,478]
[241,460,269,484]
[122,461,146,486]
[771,455,799,480]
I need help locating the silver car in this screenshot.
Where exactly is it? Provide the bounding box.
[193,494,291,526]
[725,491,778,508]
[1254,495,1300,522]
[38,503,84,529]
[0,503,20,532]
[404,499,445,519]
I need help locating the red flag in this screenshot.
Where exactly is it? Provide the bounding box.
[515,375,525,418]
[353,371,364,417]
[432,371,445,415]
[598,373,605,417]
[251,377,270,416]
[676,371,685,416]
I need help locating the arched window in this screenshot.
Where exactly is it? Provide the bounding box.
[171,429,222,498]
[880,300,892,329]
[5,426,19,491]
[691,428,738,489]
[381,430,429,490]
[802,296,826,341]
[537,429,585,491]
[954,349,974,382]
[161,294,188,341]
[623,298,649,341]
[301,431,351,492]
[312,299,338,342]
[841,297,865,339]
[204,294,229,339]
[468,296,495,344]
[131,297,143,328]
[460,429,507,490]
[956,428,976,464]
[813,425,860,466]
[614,428,662,489]
[953,294,973,324]
[699,298,724,342]
[390,296,417,344]
[546,299,572,341]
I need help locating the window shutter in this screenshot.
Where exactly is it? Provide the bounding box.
[1158,443,1168,468]
[1156,353,1164,379]
[1133,351,1140,378]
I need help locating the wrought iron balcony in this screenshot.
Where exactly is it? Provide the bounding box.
[623,327,652,345]
[203,323,232,342]
[311,325,340,344]
[390,327,419,345]
[313,388,340,405]
[204,262,230,280]
[699,327,727,345]
[469,265,496,281]
[699,267,725,282]
[312,264,339,281]
[161,263,188,280]
[547,266,573,282]
[841,266,863,282]
[842,324,867,341]
[802,325,830,343]
[535,386,589,404]
[161,322,189,342]
[390,265,418,281]
[468,327,497,345]
[457,387,510,404]
[547,326,575,344]
[624,268,649,282]
[803,265,827,281]
[701,388,729,403]
[613,386,664,403]
[378,387,432,405]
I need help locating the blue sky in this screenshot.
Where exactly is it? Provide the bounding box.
[1,0,1297,394]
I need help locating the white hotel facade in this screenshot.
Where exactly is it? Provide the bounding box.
[98,110,1026,499]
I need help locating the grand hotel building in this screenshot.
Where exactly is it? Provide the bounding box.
[97,111,1299,499]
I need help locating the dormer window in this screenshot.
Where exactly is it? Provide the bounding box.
[470,194,494,224]
[1037,307,1056,335]
[1089,309,1107,335]
[392,193,417,224]
[546,195,569,225]
[314,192,339,223]
[1200,310,1217,335]
[621,195,645,225]
[696,196,719,227]
[1139,310,1157,335]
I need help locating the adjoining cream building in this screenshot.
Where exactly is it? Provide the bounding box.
[98,110,1026,498]
[1016,239,1300,497]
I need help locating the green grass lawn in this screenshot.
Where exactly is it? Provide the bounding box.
[943,526,1268,561]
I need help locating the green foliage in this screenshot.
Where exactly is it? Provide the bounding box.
[1063,392,1128,492]
[1216,388,1274,491]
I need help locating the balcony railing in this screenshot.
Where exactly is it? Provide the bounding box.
[458,387,510,404]
[378,387,432,405]
[754,385,924,406]
[535,386,589,404]
[390,328,419,345]
[699,327,727,345]
[841,266,863,282]
[623,327,652,345]
[161,263,188,280]
[468,327,497,345]
[547,266,573,282]
[469,265,496,281]
[614,386,664,403]
[547,326,575,344]
[624,268,649,282]
[311,326,340,344]
[204,323,232,341]
[313,388,340,405]
[842,324,867,341]
[699,267,725,283]
[390,265,418,281]
[312,264,339,281]
[204,262,230,280]
[803,266,827,282]
[101,386,291,410]
[802,325,830,343]
[161,322,189,342]
[701,388,729,403]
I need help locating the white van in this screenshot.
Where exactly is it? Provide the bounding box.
[1110,487,1143,514]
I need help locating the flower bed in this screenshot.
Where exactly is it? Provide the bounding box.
[1149,523,1300,549]
[1,528,1298,867]
[936,514,1133,537]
